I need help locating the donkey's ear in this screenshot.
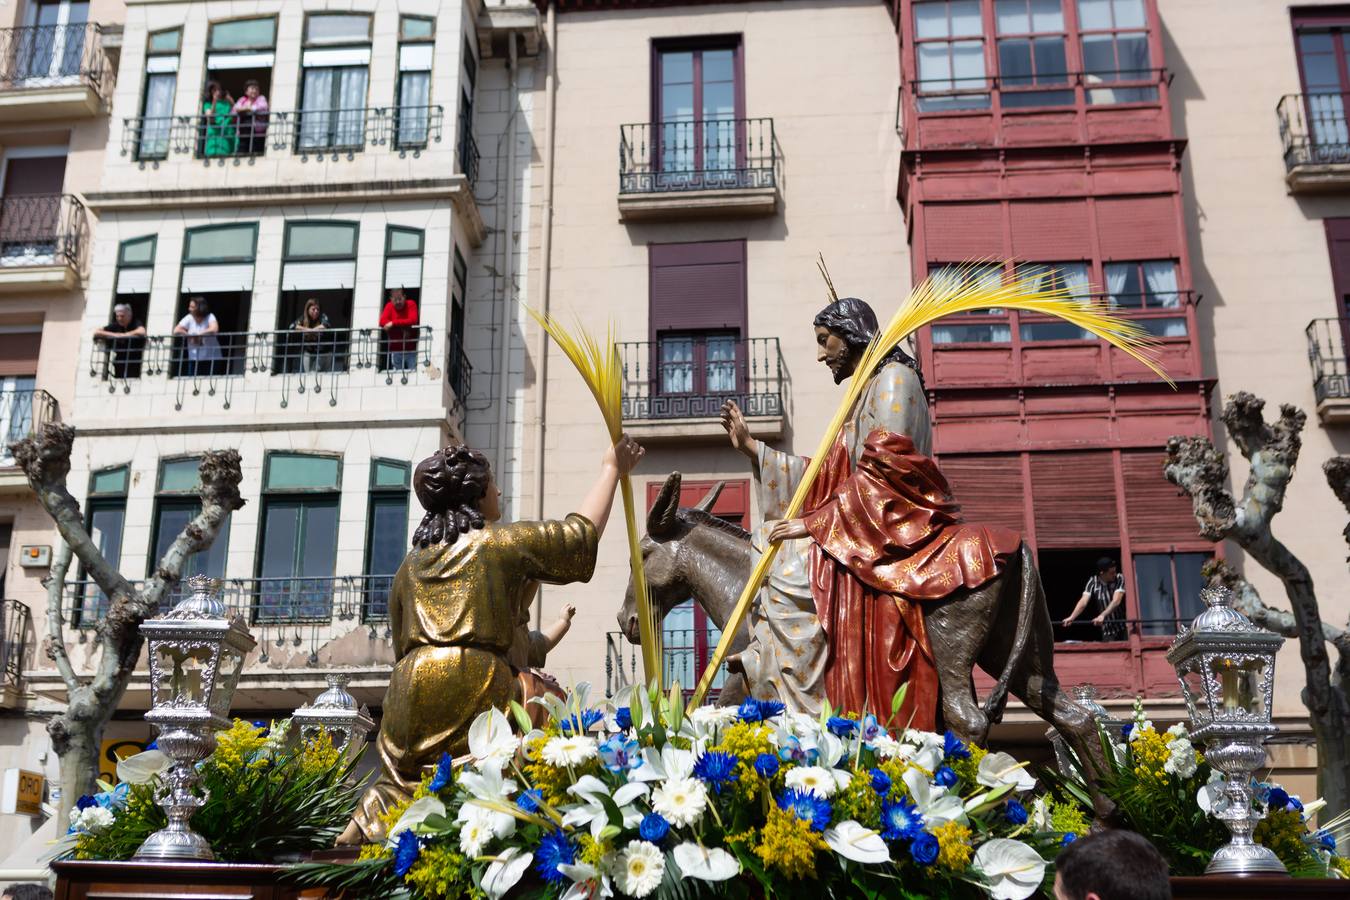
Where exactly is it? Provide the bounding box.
[647,472,682,537]
[694,481,725,513]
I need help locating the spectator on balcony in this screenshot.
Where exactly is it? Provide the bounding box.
[291,297,333,373]
[379,288,420,371]
[1062,556,1128,642]
[174,296,222,378]
[232,80,269,156]
[92,303,147,380]
[201,81,237,158]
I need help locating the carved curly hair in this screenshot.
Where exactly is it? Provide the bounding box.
[411,445,491,547]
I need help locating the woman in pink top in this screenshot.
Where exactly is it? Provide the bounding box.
[232,80,270,156]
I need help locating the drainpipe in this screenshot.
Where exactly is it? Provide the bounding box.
[495,32,519,513]
[532,0,558,630]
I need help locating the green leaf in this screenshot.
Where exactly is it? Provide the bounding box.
[598,824,622,843]
[595,790,625,829]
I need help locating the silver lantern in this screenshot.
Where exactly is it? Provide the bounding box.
[1048,683,1130,776]
[1167,586,1287,877]
[135,575,256,861]
[292,672,374,757]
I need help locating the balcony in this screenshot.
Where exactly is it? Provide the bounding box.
[617,118,779,221]
[1306,318,1350,424]
[0,598,30,707]
[120,105,446,167]
[447,332,473,433]
[1277,93,1350,193]
[618,336,786,442]
[604,630,731,701]
[0,24,110,121]
[0,388,58,491]
[0,194,89,291]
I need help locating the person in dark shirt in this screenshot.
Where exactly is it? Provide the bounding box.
[92,303,147,379]
[1062,556,1128,641]
[291,297,333,373]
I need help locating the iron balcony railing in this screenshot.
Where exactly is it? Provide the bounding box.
[1,599,30,693]
[618,336,784,421]
[0,193,89,272]
[1307,317,1350,406]
[457,113,481,189]
[1,388,59,466]
[1277,92,1350,172]
[620,117,777,194]
[122,105,446,165]
[0,23,108,96]
[910,67,1170,112]
[605,630,731,700]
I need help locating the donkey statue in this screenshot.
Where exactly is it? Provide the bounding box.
[618,472,1116,821]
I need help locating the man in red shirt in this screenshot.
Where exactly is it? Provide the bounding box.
[379,288,420,371]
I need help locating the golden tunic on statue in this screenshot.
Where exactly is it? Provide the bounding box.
[350,514,598,842]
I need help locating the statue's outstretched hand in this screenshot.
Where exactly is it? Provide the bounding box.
[768,518,809,542]
[720,400,759,459]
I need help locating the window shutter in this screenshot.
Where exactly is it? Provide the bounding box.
[649,240,746,336]
[941,454,1026,534]
[923,202,1002,261]
[280,261,357,291]
[1095,196,1178,260]
[116,268,152,295]
[384,256,422,289]
[1121,451,1198,545]
[207,52,275,70]
[180,263,254,293]
[1030,452,1120,548]
[0,330,40,376]
[1010,200,1090,260]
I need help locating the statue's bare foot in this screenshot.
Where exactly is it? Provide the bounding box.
[335,820,365,847]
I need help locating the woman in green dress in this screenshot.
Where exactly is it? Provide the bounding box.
[202,81,236,157]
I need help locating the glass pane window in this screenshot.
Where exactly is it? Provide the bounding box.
[159,457,201,492]
[1076,0,1153,103]
[364,492,408,621]
[1296,32,1350,153]
[706,336,738,393]
[148,28,182,54]
[90,465,129,495]
[659,338,694,394]
[138,72,176,160]
[285,223,358,259]
[388,227,423,255]
[914,1,989,110]
[300,65,370,150]
[150,500,229,585]
[208,17,277,51]
[257,498,338,621]
[266,453,341,491]
[119,236,156,266]
[305,14,372,45]
[1134,551,1210,636]
[1104,260,1179,309]
[996,0,1070,106]
[184,225,256,262]
[928,262,1011,342]
[397,71,432,147]
[372,459,409,488]
[401,16,434,41]
[1019,262,1092,340]
[655,44,741,179]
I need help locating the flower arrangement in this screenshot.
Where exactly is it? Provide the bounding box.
[297,683,1072,900]
[61,718,363,863]
[1046,701,1349,879]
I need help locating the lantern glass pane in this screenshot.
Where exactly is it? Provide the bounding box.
[211,645,244,717]
[1180,667,1210,727]
[156,644,213,706]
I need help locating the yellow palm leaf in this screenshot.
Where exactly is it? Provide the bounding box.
[691,263,1169,705]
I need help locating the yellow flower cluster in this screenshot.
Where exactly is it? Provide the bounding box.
[932,820,973,871]
[375,772,435,839]
[578,834,608,868]
[357,842,389,862]
[876,758,912,801]
[403,843,483,900]
[755,807,827,880]
[523,736,603,807]
[1048,796,1090,837]
[833,771,882,830]
[298,729,341,776]
[711,723,775,803]
[1331,855,1350,878]
[1128,728,1171,782]
[1254,808,1307,865]
[213,719,269,774]
[950,743,987,787]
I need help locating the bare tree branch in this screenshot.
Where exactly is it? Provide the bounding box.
[42,541,77,692]
[1204,560,1347,646]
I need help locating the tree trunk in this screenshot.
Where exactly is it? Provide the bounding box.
[52,716,101,834]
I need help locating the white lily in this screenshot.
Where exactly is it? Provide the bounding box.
[459,763,517,802]
[559,861,615,899]
[900,730,945,772]
[630,744,698,783]
[976,752,1037,793]
[562,774,649,841]
[824,821,890,864]
[973,838,1048,900]
[386,795,446,844]
[1030,796,1052,830]
[468,708,519,770]
[456,798,516,846]
[902,767,966,824]
[483,847,533,900]
[672,843,741,881]
[116,749,172,785]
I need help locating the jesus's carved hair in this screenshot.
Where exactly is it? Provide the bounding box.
[813,297,924,388]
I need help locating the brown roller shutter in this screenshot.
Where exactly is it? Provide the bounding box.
[942,454,1026,534]
[1030,451,1120,547]
[1121,450,1199,545]
[923,202,1003,261]
[0,330,40,376]
[1095,196,1179,260]
[649,240,747,336]
[1010,200,1090,260]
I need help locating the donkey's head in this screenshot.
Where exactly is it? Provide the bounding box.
[616,472,724,644]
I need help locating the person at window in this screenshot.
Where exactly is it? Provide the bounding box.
[291,297,332,373]
[173,296,222,377]
[231,79,269,156]
[379,287,420,371]
[92,302,147,380]
[338,435,645,845]
[1062,556,1128,641]
[202,81,237,158]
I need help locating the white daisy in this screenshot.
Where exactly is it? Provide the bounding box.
[869,734,904,759]
[459,809,493,856]
[651,777,708,827]
[542,735,599,767]
[689,706,739,729]
[614,840,665,898]
[785,765,840,799]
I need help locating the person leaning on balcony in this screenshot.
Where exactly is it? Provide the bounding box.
[291,297,332,373]
[92,303,146,380]
[202,81,237,158]
[173,296,223,377]
[337,435,646,845]
[1061,556,1128,641]
[232,80,269,156]
[379,287,420,371]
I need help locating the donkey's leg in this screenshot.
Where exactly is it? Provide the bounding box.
[926,589,995,746]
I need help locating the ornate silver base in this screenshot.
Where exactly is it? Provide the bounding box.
[134,826,216,861]
[1205,841,1288,876]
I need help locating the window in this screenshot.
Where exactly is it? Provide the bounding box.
[277,221,359,374]
[397,17,435,149]
[177,223,258,378]
[654,39,742,184]
[995,0,1072,107]
[0,375,37,465]
[75,464,128,625]
[1105,259,1185,336]
[148,457,231,595]
[1294,13,1350,157]
[649,241,747,411]
[1133,551,1209,636]
[100,236,155,381]
[256,453,341,623]
[300,14,372,153]
[208,17,277,52]
[914,1,989,111]
[137,28,180,161]
[0,153,67,265]
[16,0,90,82]
[1076,0,1155,103]
[1018,262,1091,340]
[384,226,424,301]
[928,263,1011,343]
[457,36,478,178]
[203,18,276,160]
[363,459,410,622]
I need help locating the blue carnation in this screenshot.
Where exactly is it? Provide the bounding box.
[393,829,421,877]
[534,830,577,885]
[1318,829,1337,851]
[1267,787,1290,810]
[778,788,832,832]
[1289,795,1304,813]
[75,795,97,811]
[1120,723,1134,741]
[693,751,739,793]
[615,706,633,731]
[428,751,454,793]
[1004,799,1028,825]
[934,765,958,788]
[517,788,543,813]
[827,716,858,738]
[943,730,971,760]
[880,796,924,842]
[869,768,892,796]
[560,708,604,735]
[910,831,940,866]
[1062,833,1077,846]
[251,720,268,732]
[639,812,671,843]
[754,753,780,778]
[737,698,763,722]
[757,699,786,720]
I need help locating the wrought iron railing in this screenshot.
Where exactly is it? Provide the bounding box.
[0,194,89,272]
[122,105,446,165]
[0,599,30,693]
[910,67,1169,112]
[1278,93,1350,172]
[620,117,777,194]
[457,113,480,189]
[0,23,108,96]
[1,388,58,466]
[618,336,785,421]
[1055,617,1197,643]
[1306,317,1350,406]
[605,630,730,700]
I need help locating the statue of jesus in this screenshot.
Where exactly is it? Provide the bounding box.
[721,297,1020,729]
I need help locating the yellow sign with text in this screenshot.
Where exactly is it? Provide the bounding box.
[2,769,44,816]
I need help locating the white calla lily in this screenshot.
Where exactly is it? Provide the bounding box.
[468,708,519,769]
[824,821,891,864]
[115,749,172,785]
[976,752,1037,793]
[973,838,1048,900]
[1197,780,1228,816]
[483,847,533,900]
[673,843,741,881]
[902,767,966,824]
[386,795,446,844]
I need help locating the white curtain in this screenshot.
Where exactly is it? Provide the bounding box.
[335,67,369,147]
[398,72,430,146]
[1142,261,1179,308]
[705,337,737,393]
[1309,94,1350,158]
[1104,263,1130,306]
[140,73,176,158]
[660,339,693,393]
[299,69,333,149]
